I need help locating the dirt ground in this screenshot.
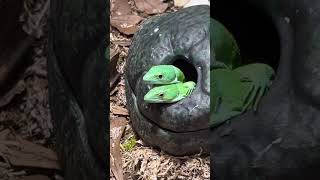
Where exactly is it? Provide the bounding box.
[110,0,210,179]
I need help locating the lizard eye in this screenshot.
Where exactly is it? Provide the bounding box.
[158,74,163,79]
[159,93,164,97]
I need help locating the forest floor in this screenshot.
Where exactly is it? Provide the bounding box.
[110,0,210,179]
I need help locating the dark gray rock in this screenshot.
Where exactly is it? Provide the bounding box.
[125,5,210,156]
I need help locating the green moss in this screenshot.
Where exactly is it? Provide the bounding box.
[122,136,137,152]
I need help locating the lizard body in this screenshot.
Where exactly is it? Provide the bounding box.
[209,18,276,128]
[143,65,185,84]
[144,81,196,103]
[234,63,275,111]
[211,68,253,127]
[143,65,195,103]
[211,18,241,70]
[210,63,275,128]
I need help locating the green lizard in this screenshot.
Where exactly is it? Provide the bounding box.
[210,64,275,128]
[233,63,275,111]
[141,18,275,127]
[210,17,275,128]
[144,81,196,103]
[141,18,241,104]
[210,18,241,70]
[143,65,185,84]
[142,64,195,103]
[211,68,253,127]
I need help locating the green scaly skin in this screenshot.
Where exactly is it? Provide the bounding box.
[143,65,185,84]
[143,65,195,103]
[211,18,242,70]
[210,63,275,128]
[144,81,196,103]
[210,18,275,128]
[211,68,253,127]
[233,63,275,111]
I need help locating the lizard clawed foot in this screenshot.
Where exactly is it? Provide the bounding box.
[234,63,275,111]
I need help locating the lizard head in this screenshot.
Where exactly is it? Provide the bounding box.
[143,84,180,103]
[143,65,178,84]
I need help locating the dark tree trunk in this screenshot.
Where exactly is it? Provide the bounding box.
[48,0,108,179]
[0,0,34,96]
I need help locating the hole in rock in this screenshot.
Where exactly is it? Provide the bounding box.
[171,55,198,83]
[212,0,280,70]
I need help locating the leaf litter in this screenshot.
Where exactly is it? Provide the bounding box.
[133,0,169,15]
[110,1,209,179]
[0,0,61,179]
[110,117,127,180]
[111,0,144,35]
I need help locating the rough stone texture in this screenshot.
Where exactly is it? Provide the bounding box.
[48,0,108,179]
[211,0,320,179]
[125,5,210,156]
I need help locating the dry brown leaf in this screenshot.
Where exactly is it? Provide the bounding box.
[17,175,50,180]
[174,0,191,7]
[0,138,60,170]
[134,0,168,14]
[112,40,132,47]
[111,0,132,16]
[110,117,127,180]
[111,106,129,116]
[111,15,143,35]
